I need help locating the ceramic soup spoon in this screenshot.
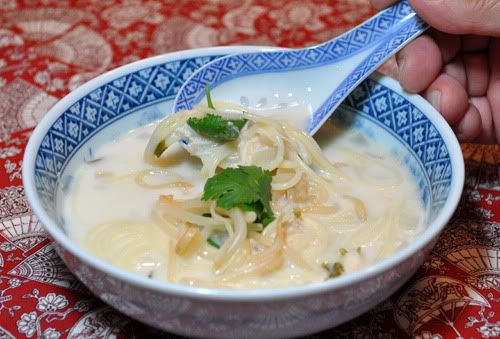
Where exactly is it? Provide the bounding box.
[173,0,428,134]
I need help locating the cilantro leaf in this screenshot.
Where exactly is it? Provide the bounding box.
[202,166,275,226]
[202,166,257,208]
[187,114,247,141]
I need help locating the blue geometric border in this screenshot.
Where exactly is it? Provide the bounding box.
[340,78,452,214]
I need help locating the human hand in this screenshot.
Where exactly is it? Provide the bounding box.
[371,0,500,143]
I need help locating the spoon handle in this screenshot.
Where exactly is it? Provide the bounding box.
[309,0,428,133]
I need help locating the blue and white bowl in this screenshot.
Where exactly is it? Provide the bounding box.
[23,46,464,338]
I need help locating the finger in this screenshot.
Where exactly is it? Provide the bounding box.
[369,0,398,10]
[424,74,469,125]
[397,35,442,93]
[444,56,467,88]
[470,97,496,143]
[488,38,500,143]
[454,103,483,142]
[409,0,500,37]
[462,35,490,52]
[377,56,398,79]
[428,30,461,63]
[463,52,490,97]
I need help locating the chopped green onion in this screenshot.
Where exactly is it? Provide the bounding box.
[207,232,228,249]
[205,83,215,109]
[331,262,344,277]
[154,140,167,158]
[322,261,345,278]
[207,238,220,249]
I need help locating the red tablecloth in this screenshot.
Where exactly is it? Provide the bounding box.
[0,1,499,338]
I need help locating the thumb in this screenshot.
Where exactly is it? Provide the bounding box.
[409,0,500,37]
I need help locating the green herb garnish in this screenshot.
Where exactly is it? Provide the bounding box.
[186,84,247,141]
[207,232,228,249]
[339,248,348,256]
[322,261,345,278]
[205,83,215,109]
[331,262,344,277]
[202,166,274,226]
[187,114,247,142]
[207,238,221,249]
[153,140,167,158]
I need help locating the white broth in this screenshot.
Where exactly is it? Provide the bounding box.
[64,109,425,289]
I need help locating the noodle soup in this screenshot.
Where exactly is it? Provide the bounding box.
[64,104,425,289]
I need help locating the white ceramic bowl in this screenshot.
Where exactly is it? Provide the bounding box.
[23,46,464,338]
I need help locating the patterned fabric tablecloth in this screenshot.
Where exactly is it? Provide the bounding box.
[0,1,499,338]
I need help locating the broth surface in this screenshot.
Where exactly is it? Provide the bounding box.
[64,116,425,289]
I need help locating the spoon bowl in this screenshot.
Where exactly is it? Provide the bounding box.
[174,0,428,134]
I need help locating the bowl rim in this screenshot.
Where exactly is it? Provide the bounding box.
[23,45,465,302]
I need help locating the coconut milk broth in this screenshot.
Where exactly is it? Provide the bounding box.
[63,111,425,289]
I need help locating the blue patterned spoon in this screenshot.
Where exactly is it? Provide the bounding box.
[173,0,428,134]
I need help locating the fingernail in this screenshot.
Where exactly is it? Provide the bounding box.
[396,53,406,74]
[427,91,441,111]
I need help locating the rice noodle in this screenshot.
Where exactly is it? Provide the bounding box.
[239,124,284,171]
[135,169,193,189]
[222,218,286,280]
[272,166,303,191]
[299,205,339,214]
[241,220,285,275]
[158,200,224,228]
[214,208,247,270]
[210,201,234,238]
[249,231,273,247]
[79,103,425,289]
[167,240,177,282]
[344,195,367,221]
[176,226,204,256]
[151,208,182,238]
[284,246,313,271]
